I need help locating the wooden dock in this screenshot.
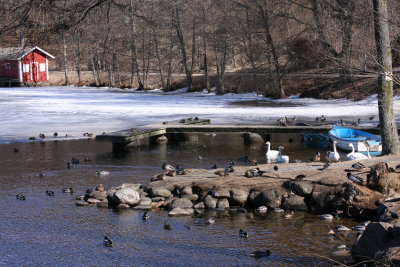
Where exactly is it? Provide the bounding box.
[96,118,383,151]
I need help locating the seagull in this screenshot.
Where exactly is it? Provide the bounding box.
[347,172,364,185]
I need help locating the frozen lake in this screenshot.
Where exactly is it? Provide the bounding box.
[0,86,394,143]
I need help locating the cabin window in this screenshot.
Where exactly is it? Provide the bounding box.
[23,64,30,73]
[39,63,46,72]
[4,63,10,70]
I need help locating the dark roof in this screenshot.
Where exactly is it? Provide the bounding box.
[0,46,55,60]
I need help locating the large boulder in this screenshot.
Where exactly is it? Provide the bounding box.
[181,194,199,202]
[242,132,264,144]
[181,187,193,196]
[352,222,400,263]
[254,187,285,208]
[217,198,230,209]
[281,195,308,211]
[168,207,194,216]
[120,183,141,191]
[212,189,230,198]
[166,198,193,210]
[230,189,249,206]
[204,195,218,209]
[112,188,140,206]
[291,181,314,196]
[247,190,261,206]
[193,202,205,209]
[139,197,152,206]
[151,188,172,198]
[90,190,107,200]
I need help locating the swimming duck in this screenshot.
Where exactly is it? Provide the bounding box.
[277,147,289,164]
[319,213,339,220]
[71,158,79,164]
[164,221,172,230]
[46,190,55,196]
[284,211,294,219]
[310,152,321,162]
[62,188,74,193]
[369,115,375,120]
[246,213,254,219]
[320,115,326,122]
[239,229,248,238]
[215,170,229,177]
[273,208,284,213]
[249,250,271,258]
[347,172,364,185]
[256,206,268,213]
[142,211,149,220]
[39,133,45,139]
[13,147,19,152]
[16,194,26,200]
[96,170,110,176]
[328,141,340,162]
[53,132,58,137]
[29,136,36,140]
[205,217,215,225]
[334,225,351,232]
[103,235,113,247]
[265,142,279,163]
[346,143,369,161]
[352,162,366,170]
[352,221,370,232]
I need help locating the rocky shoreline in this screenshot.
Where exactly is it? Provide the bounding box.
[76,155,400,265]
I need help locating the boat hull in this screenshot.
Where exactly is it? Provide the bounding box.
[328,126,382,156]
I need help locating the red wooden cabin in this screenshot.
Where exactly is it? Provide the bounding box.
[0,46,55,85]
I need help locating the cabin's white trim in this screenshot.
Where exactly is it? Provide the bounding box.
[46,58,48,81]
[18,60,23,82]
[18,46,55,60]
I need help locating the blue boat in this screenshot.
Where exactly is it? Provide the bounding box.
[328,126,382,156]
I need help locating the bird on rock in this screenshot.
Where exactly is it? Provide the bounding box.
[347,172,364,185]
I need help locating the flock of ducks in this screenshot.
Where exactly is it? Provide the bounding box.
[27,132,94,140]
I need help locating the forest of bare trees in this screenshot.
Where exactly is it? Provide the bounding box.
[1,0,400,97]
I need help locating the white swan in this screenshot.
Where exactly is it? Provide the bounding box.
[277,146,289,163]
[265,142,279,163]
[328,141,340,162]
[346,143,368,161]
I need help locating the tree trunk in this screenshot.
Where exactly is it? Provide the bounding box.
[62,34,69,85]
[173,7,193,91]
[74,30,82,85]
[202,8,210,91]
[373,0,400,154]
[257,3,284,98]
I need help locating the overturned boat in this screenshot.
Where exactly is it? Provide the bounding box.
[328,126,382,156]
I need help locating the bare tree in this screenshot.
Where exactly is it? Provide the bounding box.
[373,0,400,154]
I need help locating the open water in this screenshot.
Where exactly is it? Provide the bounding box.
[0,133,359,266]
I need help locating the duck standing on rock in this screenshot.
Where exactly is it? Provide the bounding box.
[347,172,364,185]
[310,152,321,162]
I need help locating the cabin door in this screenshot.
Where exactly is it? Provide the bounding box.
[31,62,39,82]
